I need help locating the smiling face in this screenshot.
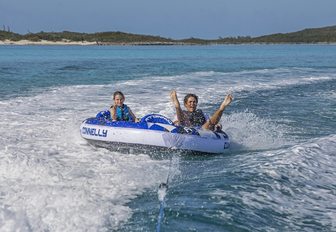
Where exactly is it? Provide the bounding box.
[114,94,125,107]
[184,96,198,112]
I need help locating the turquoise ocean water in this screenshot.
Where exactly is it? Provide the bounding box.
[0,45,335,231]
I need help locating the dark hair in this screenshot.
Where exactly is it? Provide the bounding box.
[184,93,198,105]
[113,91,125,100]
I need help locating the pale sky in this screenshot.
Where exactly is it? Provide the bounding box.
[0,0,335,39]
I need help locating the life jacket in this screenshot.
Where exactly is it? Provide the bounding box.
[183,109,206,127]
[113,104,133,121]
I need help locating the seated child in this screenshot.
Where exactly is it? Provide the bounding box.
[110,91,139,122]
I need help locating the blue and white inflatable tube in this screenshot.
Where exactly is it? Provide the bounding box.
[80,111,230,154]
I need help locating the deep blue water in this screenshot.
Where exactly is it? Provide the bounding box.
[0,44,335,231]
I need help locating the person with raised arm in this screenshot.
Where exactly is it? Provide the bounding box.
[170,90,233,131]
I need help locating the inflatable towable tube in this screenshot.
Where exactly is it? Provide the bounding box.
[80,111,230,154]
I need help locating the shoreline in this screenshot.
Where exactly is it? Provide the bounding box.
[1,39,336,46]
[0,39,97,46]
[0,39,193,46]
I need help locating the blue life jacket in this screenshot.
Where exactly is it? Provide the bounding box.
[115,104,133,121]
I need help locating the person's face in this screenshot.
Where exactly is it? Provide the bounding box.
[184,97,197,112]
[114,94,124,106]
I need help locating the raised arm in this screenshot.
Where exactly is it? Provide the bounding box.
[170,90,184,125]
[202,94,233,130]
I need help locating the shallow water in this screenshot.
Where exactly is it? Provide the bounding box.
[0,44,335,231]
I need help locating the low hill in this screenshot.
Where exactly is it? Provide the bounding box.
[0,31,21,40]
[0,25,335,44]
[0,30,174,44]
[251,25,336,43]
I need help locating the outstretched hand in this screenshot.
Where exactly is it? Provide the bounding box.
[220,94,233,110]
[170,90,180,108]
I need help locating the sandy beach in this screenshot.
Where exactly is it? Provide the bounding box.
[0,39,192,46]
[0,39,97,46]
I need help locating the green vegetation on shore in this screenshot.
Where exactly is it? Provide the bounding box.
[1,25,336,45]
